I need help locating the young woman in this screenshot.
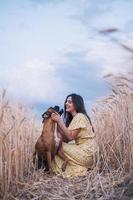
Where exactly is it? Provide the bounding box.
[51,93,97,178]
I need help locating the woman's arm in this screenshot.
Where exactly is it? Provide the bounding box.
[51,113,80,141]
[58,120,80,141]
[57,125,69,142]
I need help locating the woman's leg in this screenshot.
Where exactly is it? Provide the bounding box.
[57,143,69,171]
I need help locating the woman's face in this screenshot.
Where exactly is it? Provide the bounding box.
[65,96,76,113]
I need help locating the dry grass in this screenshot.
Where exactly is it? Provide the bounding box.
[93,73,133,173]
[11,170,132,200]
[0,90,41,199]
[0,73,133,200]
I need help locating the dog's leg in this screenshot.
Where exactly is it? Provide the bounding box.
[33,152,43,170]
[54,123,60,148]
[46,151,53,174]
[57,145,69,172]
[54,123,69,172]
[33,151,36,165]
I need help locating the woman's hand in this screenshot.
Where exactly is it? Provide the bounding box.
[51,112,61,123]
[51,112,80,141]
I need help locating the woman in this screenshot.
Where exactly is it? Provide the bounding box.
[51,93,97,178]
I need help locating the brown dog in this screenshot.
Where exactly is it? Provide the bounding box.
[33,106,69,174]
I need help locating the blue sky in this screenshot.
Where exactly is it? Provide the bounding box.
[0,0,133,118]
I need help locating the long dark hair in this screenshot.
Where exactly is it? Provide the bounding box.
[64,93,94,132]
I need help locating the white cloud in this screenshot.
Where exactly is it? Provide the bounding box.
[0,59,67,104]
[90,1,133,30]
[84,38,133,76]
[73,0,133,76]
[0,0,133,109]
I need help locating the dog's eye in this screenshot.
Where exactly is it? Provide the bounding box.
[42,112,49,118]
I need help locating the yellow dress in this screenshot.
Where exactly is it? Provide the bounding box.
[51,113,97,178]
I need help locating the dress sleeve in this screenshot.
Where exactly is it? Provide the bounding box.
[68,113,86,130]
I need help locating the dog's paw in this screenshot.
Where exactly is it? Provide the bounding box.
[61,163,67,172]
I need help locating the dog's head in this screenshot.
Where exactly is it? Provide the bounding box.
[42,106,63,123]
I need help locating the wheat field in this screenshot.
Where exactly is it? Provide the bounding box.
[0,90,41,199]
[0,73,133,200]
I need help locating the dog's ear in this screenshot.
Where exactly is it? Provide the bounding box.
[42,112,45,123]
[59,109,63,116]
[42,112,45,118]
[53,105,60,112]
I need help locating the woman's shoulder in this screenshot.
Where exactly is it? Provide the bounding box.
[75,113,87,119]
[72,113,88,124]
[74,113,92,127]
[68,113,87,130]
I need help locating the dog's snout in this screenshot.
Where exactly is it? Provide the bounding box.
[59,109,63,116]
[53,106,60,112]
